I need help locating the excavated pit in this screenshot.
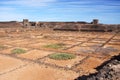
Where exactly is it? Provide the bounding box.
[0,28,120,80]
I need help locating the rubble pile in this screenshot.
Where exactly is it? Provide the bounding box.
[76,54,120,80]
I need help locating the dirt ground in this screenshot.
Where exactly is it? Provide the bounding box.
[0,28,120,80]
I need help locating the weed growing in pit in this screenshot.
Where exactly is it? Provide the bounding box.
[11,48,26,54]
[44,43,65,49]
[49,53,76,60]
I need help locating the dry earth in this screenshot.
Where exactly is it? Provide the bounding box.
[0,28,120,80]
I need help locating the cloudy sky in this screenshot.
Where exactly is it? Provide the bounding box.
[0,0,120,24]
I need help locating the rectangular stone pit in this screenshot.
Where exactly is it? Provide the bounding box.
[0,44,12,50]
[28,43,50,49]
[4,39,27,45]
[12,40,36,47]
[61,40,82,45]
[0,38,12,45]
[73,57,104,74]
[108,39,120,45]
[113,35,120,39]
[67,46,95,54]
[28,39,63,49]
[0,63,79,80]
[28,42,71,51]
[80,42,103,47]
[40,54,86,68]
[29,39,50,43]
[98,33,114,39]
[76,32,99,38]
[89,38,108,43]
[0,54,28,75]
[110,39,120,42]
[34,39,62,44]
[0,47,29,54]
[17,49,54,60]
[104,44,120,50]
[76,38,89,42]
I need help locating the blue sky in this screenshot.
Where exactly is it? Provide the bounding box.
[0,0,120,24]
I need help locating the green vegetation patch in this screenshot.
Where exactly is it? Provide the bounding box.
[11,48,26,54]
[49,53,76,60]
[44,43,66,49]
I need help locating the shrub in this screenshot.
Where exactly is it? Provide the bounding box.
[49,53,76,60]
[11,48,26,54]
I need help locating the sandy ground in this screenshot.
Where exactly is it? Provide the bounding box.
[0,30,120,80]
[0,55,78,80]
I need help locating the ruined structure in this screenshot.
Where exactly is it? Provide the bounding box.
[92,19,99,24]
[23,19,30,28]
[0,19,120,32]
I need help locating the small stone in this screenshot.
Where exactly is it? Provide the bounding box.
[67,65,72,68]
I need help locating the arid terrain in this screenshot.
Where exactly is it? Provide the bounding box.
[0,28,120,80]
